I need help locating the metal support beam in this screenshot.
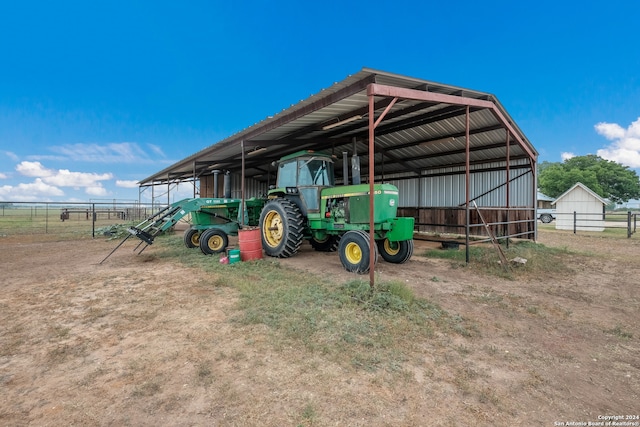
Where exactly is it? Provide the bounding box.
[368,93,376,287]
[367,83,536,161]
[465,106,471,264]
[505,129,511,246]
[367,94,398,287]
[241,139,246,225]
[193,161,197,198]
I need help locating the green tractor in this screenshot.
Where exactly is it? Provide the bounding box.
[259,150,415,273]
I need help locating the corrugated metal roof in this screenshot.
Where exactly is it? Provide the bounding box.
[139,67,536,186]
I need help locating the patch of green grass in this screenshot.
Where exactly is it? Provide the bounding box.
[472,289,504,305]
[47,342,88,364]
[131,379,162,397]
[298,402,317,426]
[424,240,574,279]
[604,325,633,339]
[49,324,71,340]
[155,234,476,373]
[196,361,214,386]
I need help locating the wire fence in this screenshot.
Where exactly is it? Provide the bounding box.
[0,201,168,238]
[0,200,637,241]
[549,210,638,237]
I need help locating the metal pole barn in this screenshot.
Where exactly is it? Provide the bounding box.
[364,83,537,268]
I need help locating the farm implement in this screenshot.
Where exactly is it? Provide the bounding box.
[99,197,264,264]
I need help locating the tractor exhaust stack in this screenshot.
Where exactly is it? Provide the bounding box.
[224,171,231,198]
[212,170,220,198]
[342,151,349,185]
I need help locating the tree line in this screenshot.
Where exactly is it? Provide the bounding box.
[538,155,640,205]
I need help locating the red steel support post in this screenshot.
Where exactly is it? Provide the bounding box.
[465,106,471,263]
[368,92,376,288]
[241,140,246,226]
[505,130,511,245]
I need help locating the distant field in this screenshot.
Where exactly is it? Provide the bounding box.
[0,204,157,238]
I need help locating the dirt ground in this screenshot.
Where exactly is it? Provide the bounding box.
[1,229,638,426]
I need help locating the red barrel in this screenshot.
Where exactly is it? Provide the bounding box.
[239,227,263,261]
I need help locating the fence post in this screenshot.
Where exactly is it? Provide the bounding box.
[573,211,577,234]
[628,211,632,238]
[92,203,96,238]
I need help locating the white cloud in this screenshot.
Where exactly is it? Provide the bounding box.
[561,152,576,161]
[0,172,7,179]
[86,185,108,196]
[595,122,625,140]
[16,161,53,178]
[48,142,153,163]
[13,161,114,198]
[44,169,112,187]
[15,161,112,188]
[4,151,19,162]
[0,178,65,202]
[595,117,640,168]
[116,180,140,188]
[147,143,166,157]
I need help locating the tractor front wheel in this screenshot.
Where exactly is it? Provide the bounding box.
[338,230,378,274]
[183,228,200,248]
[259,198,304,258]
[377,238,414,264]
[199,228,229,255]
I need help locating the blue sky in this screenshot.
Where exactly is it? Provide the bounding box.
[1,0,639,203]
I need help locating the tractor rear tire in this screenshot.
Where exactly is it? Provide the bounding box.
[199,228,229,255]
[309,235,340,252]
[338,230,378,274]
[183,228,200,248]
[377,238,414,264]
[260,198,304,258]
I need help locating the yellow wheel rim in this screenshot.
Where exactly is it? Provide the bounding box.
[383,239,400,256]
[207,235,223,251]
[190,233,200,246]
[263,210,283,247]
[345,241,362,264]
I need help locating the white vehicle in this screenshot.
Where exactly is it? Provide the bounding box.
[537,208,556,223]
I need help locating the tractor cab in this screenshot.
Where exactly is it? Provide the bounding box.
[270,151,335,216]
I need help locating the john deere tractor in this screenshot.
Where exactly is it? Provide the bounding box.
[259,150,415,273]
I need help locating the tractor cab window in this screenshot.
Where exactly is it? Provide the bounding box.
[277,160,298,188]
[297,158,335,186]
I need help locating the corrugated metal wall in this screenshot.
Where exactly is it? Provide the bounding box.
[386,159,533,208]
[198,161,533,209]
[200,173,268,199]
